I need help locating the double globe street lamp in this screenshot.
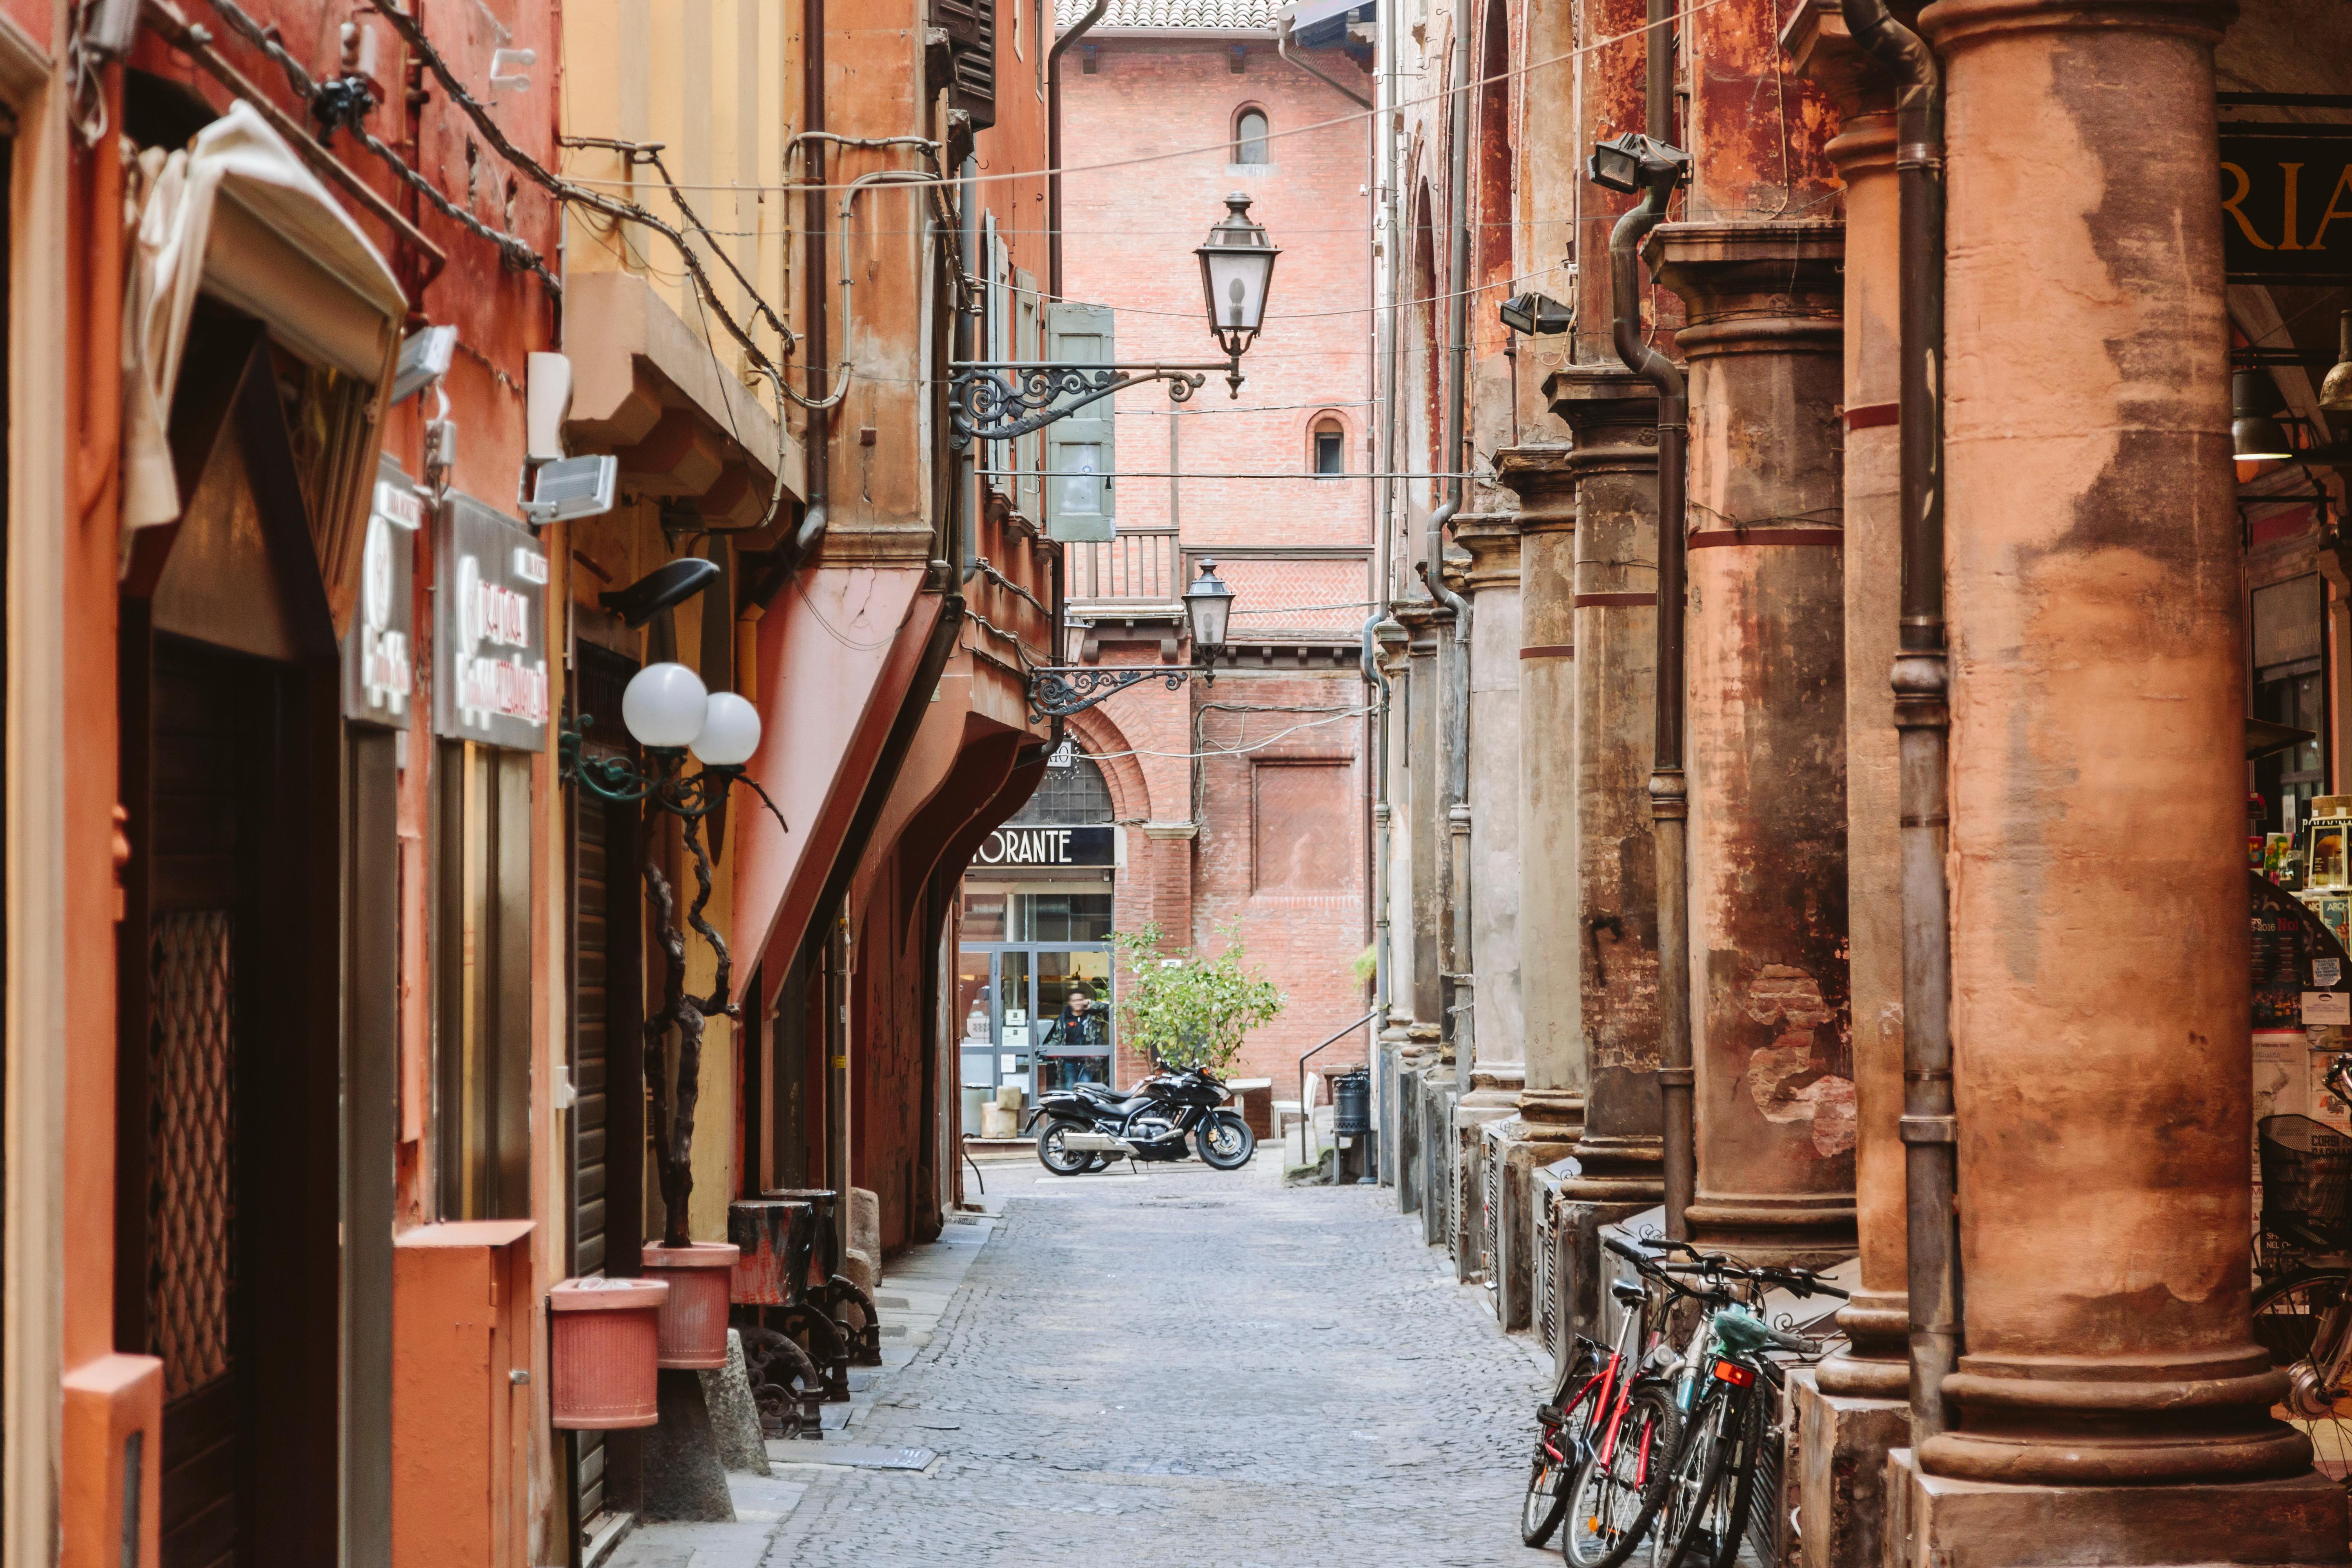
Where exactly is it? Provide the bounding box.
[559,659,784,1248]
[946,193,1272,719]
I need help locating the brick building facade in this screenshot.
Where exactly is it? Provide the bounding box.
[953,1,1376,1108]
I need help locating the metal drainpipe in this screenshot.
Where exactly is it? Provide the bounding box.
[1426,19,1474,1082]
[1609,169,1691,1241]
[1048,0,1110,301]
[1844,0,1958,1443]
[799,0,829,558]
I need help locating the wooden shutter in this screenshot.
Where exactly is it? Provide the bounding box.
[931,0,997,131]
[1043,300,1114,543]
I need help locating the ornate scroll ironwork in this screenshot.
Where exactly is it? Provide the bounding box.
[1027,663,1200,720]
[947,360,1235,450]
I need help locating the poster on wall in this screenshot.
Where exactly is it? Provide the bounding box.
[341,454,421,728]
[432,493,550,752]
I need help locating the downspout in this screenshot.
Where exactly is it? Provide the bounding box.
[1048,0,1110,300]
[1277,14,1373,108]
[1427,19,1475,1083]
[799,0,830,559]
[1610,165,1691,1240]
[1843,0,1958,1444]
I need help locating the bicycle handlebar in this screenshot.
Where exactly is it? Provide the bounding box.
[1764,1324,1824,1356]
[1603,1235,1646,1265]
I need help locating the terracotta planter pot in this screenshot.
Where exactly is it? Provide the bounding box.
[548,1276,669,1430]
[640,1242,739,1368]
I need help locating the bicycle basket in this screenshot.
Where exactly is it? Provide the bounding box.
[2258,1114,2352,1238]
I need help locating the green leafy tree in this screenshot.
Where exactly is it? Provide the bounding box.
[1113,920,1285,1074]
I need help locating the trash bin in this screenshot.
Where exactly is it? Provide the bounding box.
[1332,1068,1372,1137]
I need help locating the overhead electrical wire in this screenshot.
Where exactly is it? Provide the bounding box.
[549,0,1730,197]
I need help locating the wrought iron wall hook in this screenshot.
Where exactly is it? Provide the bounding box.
[1026,660,1216,721]
[946,358,1238,451]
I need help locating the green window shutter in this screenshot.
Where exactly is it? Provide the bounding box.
[1043,300,1114,543]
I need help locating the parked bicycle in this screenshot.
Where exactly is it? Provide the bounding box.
[1521,1253,1672,1549]
[2252,1050,2352,1488]
[1531,1233,1839,1568]
[1645,1254,1840,1568]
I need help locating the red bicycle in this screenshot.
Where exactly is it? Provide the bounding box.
[1521,1237,1676,1550]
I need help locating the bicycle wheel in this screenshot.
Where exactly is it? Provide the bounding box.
[1561,1383,1681,1568]
[1696,1386,1770,1568]
[1653,1384,1744,1568]
[2253,1268,2352,1490]
[1525,1349,1609,1547]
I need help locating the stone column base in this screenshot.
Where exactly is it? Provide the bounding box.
[1791,1370,1906,1568]
[1454,1085,1520,1284]
[1486,1116,1579,1331]
[1881,1446,2348,1568]
[1417,1066,1458,1250]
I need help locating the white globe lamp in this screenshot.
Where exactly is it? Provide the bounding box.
[692,692,763,767]
[621,662,709,750]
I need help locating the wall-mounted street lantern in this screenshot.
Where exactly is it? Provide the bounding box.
[559,659,784,1248]
[1027,558,1236,719]
[948,194,1281,450]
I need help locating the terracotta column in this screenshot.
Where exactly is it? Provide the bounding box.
[1646,222,1854,1267]
[1450,513,1526,1286]
[1535,368,1670,1340]
[1778,11,1907,1568]
[1486,445,1581,1327]
[1885,0,2344,1552]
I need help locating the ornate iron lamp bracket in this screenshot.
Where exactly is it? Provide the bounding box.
[1027,662,1216,721]
[947,359,1240,451]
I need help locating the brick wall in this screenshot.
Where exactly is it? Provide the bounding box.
[1061,33,1376,1105]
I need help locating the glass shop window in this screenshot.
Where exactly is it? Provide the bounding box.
[1011,892,1115,942]
[435,739,535,1220]
[2254,574,2330,835]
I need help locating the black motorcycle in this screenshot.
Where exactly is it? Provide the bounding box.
[1030,1065,1256,1174]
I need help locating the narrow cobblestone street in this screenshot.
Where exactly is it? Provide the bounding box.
[617,1156,1561,1567]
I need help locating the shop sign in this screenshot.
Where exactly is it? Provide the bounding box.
[2221,130,2352,281]
[343,455,421,728]
[433,493,550,752]
[976,824,1115,867]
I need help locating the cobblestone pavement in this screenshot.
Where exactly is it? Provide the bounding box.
[756,1157,1561,1568]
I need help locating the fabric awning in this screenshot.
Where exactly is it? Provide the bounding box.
[123,98,406,537]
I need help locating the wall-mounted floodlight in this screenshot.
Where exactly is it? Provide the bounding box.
[1499,292,1572,336]
[391,325,457,405]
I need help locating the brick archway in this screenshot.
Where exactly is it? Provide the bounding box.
[1062,707,1155,824]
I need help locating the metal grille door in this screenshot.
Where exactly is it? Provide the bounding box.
[149,910,237,1401]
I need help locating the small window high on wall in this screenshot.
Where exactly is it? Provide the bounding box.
[1234,108,1270,165]
[1313,417,1345,477]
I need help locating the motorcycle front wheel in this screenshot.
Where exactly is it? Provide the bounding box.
[1036,1119,1093,1176]
[1195,1113,1255,1169]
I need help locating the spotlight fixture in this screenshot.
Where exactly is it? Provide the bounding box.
[599,557,723,629]
[2234,368,2295,463]
[1499,292,1572,336]
[1587,132,1691,196]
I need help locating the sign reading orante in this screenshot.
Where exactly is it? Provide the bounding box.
[975,825,1116,867]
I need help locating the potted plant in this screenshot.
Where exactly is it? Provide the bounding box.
[1112,920,1285,1076]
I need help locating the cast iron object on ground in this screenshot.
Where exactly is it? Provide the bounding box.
[765,1187,886,1367]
